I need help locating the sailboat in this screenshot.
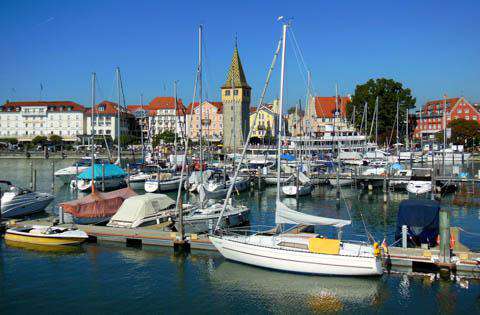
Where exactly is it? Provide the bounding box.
[210,21,382,276]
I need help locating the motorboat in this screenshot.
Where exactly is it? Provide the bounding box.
[5,225,88,246]
[144,172,182,193]
[202,176,250,200]
[263,174,294,185]
[177,202,250,234]
[390,169,412,191]
[0,180,54,218]
[406,168,432,195]
[60,187,137,225]
[328,174,353,187]
[71,164,127,192]
[55,156,109,184]
[128,172,154,190]
[361,167,386,176]
[107,194,191,228]
[282,172,313,197]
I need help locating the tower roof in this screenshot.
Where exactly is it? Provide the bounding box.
[222,45,250,89]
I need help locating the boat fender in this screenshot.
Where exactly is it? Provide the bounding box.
[373,242,380,257]
[450,234,455,250]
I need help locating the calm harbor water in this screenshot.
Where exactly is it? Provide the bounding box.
[1,158,480,314]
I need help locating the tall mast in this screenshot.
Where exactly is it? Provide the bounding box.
[140,93,144,163]
[198,25,203,182]
[116,67,121,164]
[91,72,96,193]
[442,95,447,176]
[396,97,400,158]
[173,80,178,168]
[276,22,287,202]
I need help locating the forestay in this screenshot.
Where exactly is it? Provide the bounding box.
[275,201,351,227]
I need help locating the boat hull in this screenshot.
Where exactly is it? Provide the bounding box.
[144,178,182,193]
[209,235,383,276]
[4,231,86,246]
[177,210,249,234]
[406,181,432,195]
[1,193,54,218]
[282,184,313,197]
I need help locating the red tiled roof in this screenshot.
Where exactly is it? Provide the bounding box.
[421,98,460,114]
[1,101,85,112]
[127,105,143,112]
[85,100,133,116]
[186,101,223,114]
[313,96,351,118]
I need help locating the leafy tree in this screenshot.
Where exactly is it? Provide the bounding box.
[249,136,261,145]
[49,134,63,144]
[448,119,480,147]
[31,135,48,146]
[346,78,416,144]
[0,138,18,144]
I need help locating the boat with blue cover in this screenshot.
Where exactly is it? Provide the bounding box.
[71,164,127,192]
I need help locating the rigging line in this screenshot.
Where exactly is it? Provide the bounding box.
[202,26,211,101]
[289,27,309,78]
[287,29,308,90]
[214,38,283,231]
[339,185,374,243]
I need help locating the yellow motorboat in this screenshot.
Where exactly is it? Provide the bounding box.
[4,225,89,246]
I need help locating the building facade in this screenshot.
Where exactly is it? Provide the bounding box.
[249,101,278,139]
[0,101,85,141]
[85,101,135,140]
[186,101,223,141]
[221,44,251,151]
[303,95,351,136]
[413,97,480,139]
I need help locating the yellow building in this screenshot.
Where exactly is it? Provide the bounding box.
[249,101,278,139]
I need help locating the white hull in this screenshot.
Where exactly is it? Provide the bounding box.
[282,184,313,197]
[204,178,250,200]
[209,235,382,276]
[406,180,432,195]
[72,177,125,192]
[264,175,294,185]
[328,178,353,186]
[144,177,182,193]
[55,166,89,184]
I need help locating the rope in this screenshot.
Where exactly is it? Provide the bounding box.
[458,227,480,237]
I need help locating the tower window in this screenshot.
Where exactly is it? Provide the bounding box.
[225,90,231,96]
[234,89,238,96]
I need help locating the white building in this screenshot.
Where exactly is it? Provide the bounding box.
[85,101,134,140]
[0,101,86,141]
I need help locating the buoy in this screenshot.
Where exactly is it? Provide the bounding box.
[450,234,455,250]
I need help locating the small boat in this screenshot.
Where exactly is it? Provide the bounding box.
[264,174,294,185]
[282,172,313,197]
[0,180,54,218]
[177,202,250,234]
[55,157,109,184]
[71,164,127,192]
[202,176,250,200]
[406,168,432,195]
[328,176,353,187]
[107,194,191,228]
[144,173,182,193]
[127,172,154,190]
[60,187,137,225]
[5,225,88,246]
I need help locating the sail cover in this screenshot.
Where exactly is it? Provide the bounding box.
[275,201,351,227]
[298,172,311,185]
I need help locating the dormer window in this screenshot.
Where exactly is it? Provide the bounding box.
[99,105,106,111]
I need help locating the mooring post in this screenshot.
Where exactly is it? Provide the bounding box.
[32,169,37,191]
[51,161,55,193]
[402,225,408,248]
[58,206,64,224]
[30,162,33,189]
[439,209,451,264]
[75,163,79,196]
[102,162,105,191]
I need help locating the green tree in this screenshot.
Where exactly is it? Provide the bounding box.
[49,134,63,144]
[448,119,480,147]
[346,78,416,144]
[31,135,48,146]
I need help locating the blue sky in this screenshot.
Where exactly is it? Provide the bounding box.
[0,0,479,109]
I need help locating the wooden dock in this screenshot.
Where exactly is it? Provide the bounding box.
[3,219,480,278]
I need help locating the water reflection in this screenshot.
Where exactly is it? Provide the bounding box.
[4,239,85,255]
[210,261,387,312]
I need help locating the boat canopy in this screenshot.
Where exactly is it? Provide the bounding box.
[77,164,127,180]
[275,201,351,228]
[280,153,295,161]
[60,187,137,219]
[109,194,175,225]
[395,199,440,247]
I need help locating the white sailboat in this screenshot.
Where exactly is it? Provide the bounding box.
[210,21,382,277]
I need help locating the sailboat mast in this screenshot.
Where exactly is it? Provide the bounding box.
[91,72,96,193]
[276,23,287,202]
[174,80,178,168]
[396,97,400,158]
[116,67,121,164]
[140,93,145,163]
[198,25,204,182]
